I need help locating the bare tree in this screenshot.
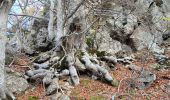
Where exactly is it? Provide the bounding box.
[0,0,16,99]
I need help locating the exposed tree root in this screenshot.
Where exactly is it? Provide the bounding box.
[81,50,113,83]
[25,48,133,95]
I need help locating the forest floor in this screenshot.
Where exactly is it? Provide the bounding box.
[10,50,170,100]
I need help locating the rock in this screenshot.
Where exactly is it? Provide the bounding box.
[95,28,122,54]
[154,54,169,65]
[150,43,164,54]
[124,14,138,34]
[6,73,29,94]
[50,92,62,100]
[46,78,59,95]
[150,63,170,69]
[162,32,170,40]
[135,0,154,13]
[150,63,161,69]
[130,26,155,50]
[59,94,70,100]
[136,70,156,89]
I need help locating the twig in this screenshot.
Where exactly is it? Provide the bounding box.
[9,56,15,67]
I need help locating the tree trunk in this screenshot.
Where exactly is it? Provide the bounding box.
[0,0,15,99]
[55,0,64,47]
[48,0,55,41]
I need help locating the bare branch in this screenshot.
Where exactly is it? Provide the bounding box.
[64,0,85,24]
[8,13,48,20]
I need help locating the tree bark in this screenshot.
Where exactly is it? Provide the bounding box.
[0,0,15,99]
[55,0,64,47]
[48,0,55,41]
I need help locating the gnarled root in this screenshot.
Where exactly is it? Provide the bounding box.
[81,51,113,83]
[66,53,80,86]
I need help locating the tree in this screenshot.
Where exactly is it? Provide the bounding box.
[0,0,16,99]
[3,0,117,96]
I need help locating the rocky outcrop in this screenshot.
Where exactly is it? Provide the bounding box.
[93,0,170,54]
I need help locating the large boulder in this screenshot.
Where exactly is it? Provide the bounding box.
[130,26,154,50]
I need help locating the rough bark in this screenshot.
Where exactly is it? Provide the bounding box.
[0,0,16,99]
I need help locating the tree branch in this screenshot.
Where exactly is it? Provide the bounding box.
[64,0,85,24]
[8,13,48,20]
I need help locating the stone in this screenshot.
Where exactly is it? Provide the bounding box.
[50,93,62,100]
[136,70,156,89]
[130,26,154,50]
[150,43,164,54]
[150,63,161,69]
[154,54,169,65]
[95,28,122,54]
[6,73,29,94]
[59,94,70,100]
[135,0,154,13]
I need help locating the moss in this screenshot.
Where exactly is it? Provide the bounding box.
[111,76,119,87]
[90,95,106,100]
[86,37,95,48]
[75,50,85,59]
[88,49,106,57]
[5,55,14,65]
[82,79,90,87]
[96,51,106,57]
[28,96,39,100]
[70,91,85,100]
[59,56,67,69]
[101,1,115,9]
[127,89,136,96]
